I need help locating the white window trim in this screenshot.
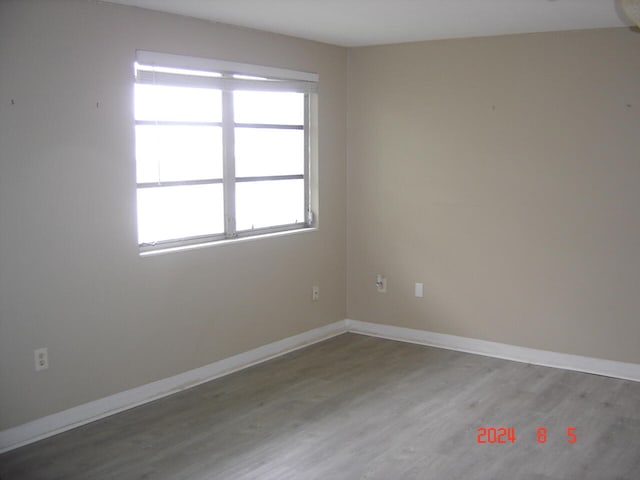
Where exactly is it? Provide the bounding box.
[136,50,319,84]
[134,51,318,254]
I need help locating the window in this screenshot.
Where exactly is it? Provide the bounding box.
[133,51,318,253]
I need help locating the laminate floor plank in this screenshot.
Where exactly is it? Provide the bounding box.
[1,333,639,479]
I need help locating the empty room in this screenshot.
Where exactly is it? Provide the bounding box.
[1,0,639,478]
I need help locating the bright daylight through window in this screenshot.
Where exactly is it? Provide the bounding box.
[133,51,318,252]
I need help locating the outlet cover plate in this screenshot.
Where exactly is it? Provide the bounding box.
[34,348,48,371]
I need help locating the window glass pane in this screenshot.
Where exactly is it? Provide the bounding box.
[234,91,303,125]
[137,185,224,243]
[136,125,223,183]
[236,179,304,231]
[235,128,304,177]
[134,84,222,122]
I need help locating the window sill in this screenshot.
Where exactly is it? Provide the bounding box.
[139,226,318,257]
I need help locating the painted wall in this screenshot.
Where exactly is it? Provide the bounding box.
[2,0,639,434]
[0,0,347,429]
[347,28,640,365]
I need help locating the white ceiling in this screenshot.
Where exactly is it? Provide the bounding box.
[103,0,633,47]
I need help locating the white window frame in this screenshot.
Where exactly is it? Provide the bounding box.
[134,51,318,253]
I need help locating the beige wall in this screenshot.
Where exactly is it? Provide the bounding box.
[2,0,639,433]
[0,0,347,429]
[347,28,640,364]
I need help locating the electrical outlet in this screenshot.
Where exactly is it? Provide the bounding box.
[312,285,320,301]
[376,274,387,293]
[34,348,48,371]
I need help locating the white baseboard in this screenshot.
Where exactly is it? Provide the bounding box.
[3,318,639,453]
[346,319,640,382]
[0,320,348,454]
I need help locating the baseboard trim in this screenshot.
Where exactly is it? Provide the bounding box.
[3,318,638,453]
[346,319,640,382]
[0,320,348,454]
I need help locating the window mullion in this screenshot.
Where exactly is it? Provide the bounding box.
[222,87,237,238]
[304,93,312,226]
[222,85,236,238]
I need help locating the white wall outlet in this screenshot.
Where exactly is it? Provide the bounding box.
[376,274,387,293]
[415,282,424,298]
[312,285,320,301]
[34,348,48,371]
